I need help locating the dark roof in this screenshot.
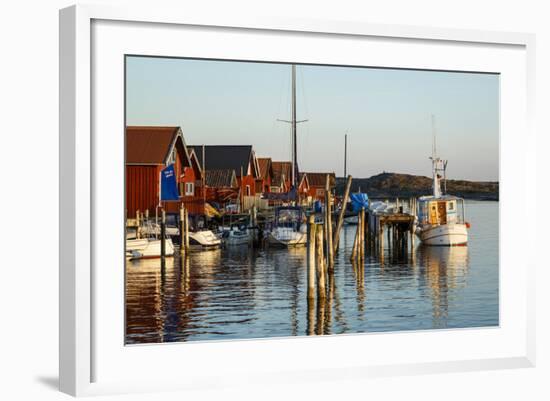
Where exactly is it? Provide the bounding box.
[126,126,191,166]
[271,161,292,186]
[303,172,336,188]
[189,145,256,177]
[257,158,272,180]
[205,169,237,188]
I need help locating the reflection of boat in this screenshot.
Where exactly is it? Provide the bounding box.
[126,238,175,259]
[415,117,469,246]
[188,230,221,248]
[267,206,307,247]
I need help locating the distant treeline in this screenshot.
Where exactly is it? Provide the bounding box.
[335,172,499,201]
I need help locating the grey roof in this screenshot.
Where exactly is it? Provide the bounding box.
[205,169,237,188]
[189,145,255,177]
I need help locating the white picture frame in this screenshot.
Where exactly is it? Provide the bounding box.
[59,4,536,397]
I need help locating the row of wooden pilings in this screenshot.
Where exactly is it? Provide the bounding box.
[306,176,417,305]
[306,174,353,301]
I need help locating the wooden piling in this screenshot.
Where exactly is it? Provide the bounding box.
[315,224,326,299]
[160,209,166,260]
[359,208,365,261]
[307,214,316,300]
[325,189,334,270]
[350,210,361,261]
[184,208,190,250]
[333,175,353,253]
[179,206,185,256]
[136,209,142,239]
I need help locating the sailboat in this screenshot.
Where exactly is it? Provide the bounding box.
[415,117,469,246]
[267,64,308,247]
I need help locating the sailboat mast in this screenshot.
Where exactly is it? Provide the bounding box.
[291,64,297,188]
[344,132,348,177]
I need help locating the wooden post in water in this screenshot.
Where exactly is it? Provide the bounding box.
[350,210,361,261]
[333,175,353,253]
[325,176,334,270]
[307,214,316,300]
[184,208,190,250]
[136,209,141,239]
[360,208,365,261]
[160,209,166,261]
[179,206,185,256]
[315,224,326,299]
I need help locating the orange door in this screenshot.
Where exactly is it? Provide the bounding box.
[429,202,438,224]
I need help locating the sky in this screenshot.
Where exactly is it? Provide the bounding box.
[126,56,499,181]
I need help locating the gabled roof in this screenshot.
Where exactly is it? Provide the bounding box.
[205,169,238,188]
[303,172,336,188]
[271,161,292,187]
[298,172,309,189]
[126,126,191,166]
[187,149,203,178]
[188,145,259,178]
[257,157,272,180]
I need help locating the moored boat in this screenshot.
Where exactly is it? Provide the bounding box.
[415,118,469,246]
[267,206,307,247]
[188,230,222,248]
[127,238,175,259]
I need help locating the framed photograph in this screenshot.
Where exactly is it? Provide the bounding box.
[59,4,536,396]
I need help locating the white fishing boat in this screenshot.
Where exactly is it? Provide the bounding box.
[267,206,307,247]
[126,238,175,259]
[188,230,222,248]
[415,117,469,246]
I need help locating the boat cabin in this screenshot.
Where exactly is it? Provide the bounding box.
[417,196,465,226]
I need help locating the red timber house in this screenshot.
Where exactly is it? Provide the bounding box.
[256,157,273,194]
[270,161,291,193]
[303,172,336,201]
[125,126,204,217]
[188,145,261,200]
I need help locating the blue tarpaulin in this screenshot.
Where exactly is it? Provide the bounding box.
[313,200,322,213]
[349,193,369,213]
[160,164,180,201]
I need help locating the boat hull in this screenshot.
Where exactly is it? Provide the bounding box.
[416,223,468,246]
[267,228,307,247]
[127,238,175,259]
[188,230,222,248]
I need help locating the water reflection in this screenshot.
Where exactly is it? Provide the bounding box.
[126,202,497,344]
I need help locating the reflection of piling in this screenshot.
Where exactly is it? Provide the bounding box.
[307,214,316,300]
[315,224,326,299]
[360,208,365,261]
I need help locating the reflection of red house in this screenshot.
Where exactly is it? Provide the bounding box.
[126,126,192,217]
[189,145,260,197]
[303,172,336,201]
[256,157,273,193]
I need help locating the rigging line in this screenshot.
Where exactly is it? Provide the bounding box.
[298,67,311,166]
[272,68,289,134]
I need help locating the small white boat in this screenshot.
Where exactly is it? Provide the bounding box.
[188,230,221,248]
[220,227,250,246]
[126,238,175,259]
[267,206,307,247]
[415,118,469,246]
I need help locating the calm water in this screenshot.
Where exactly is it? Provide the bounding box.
[125,201,499,344]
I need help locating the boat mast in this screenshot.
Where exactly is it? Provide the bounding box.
[431,115,442,198]
[344,131,348,178]
[291,64,297,189]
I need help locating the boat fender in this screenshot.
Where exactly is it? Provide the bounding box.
[465,222,471,229]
